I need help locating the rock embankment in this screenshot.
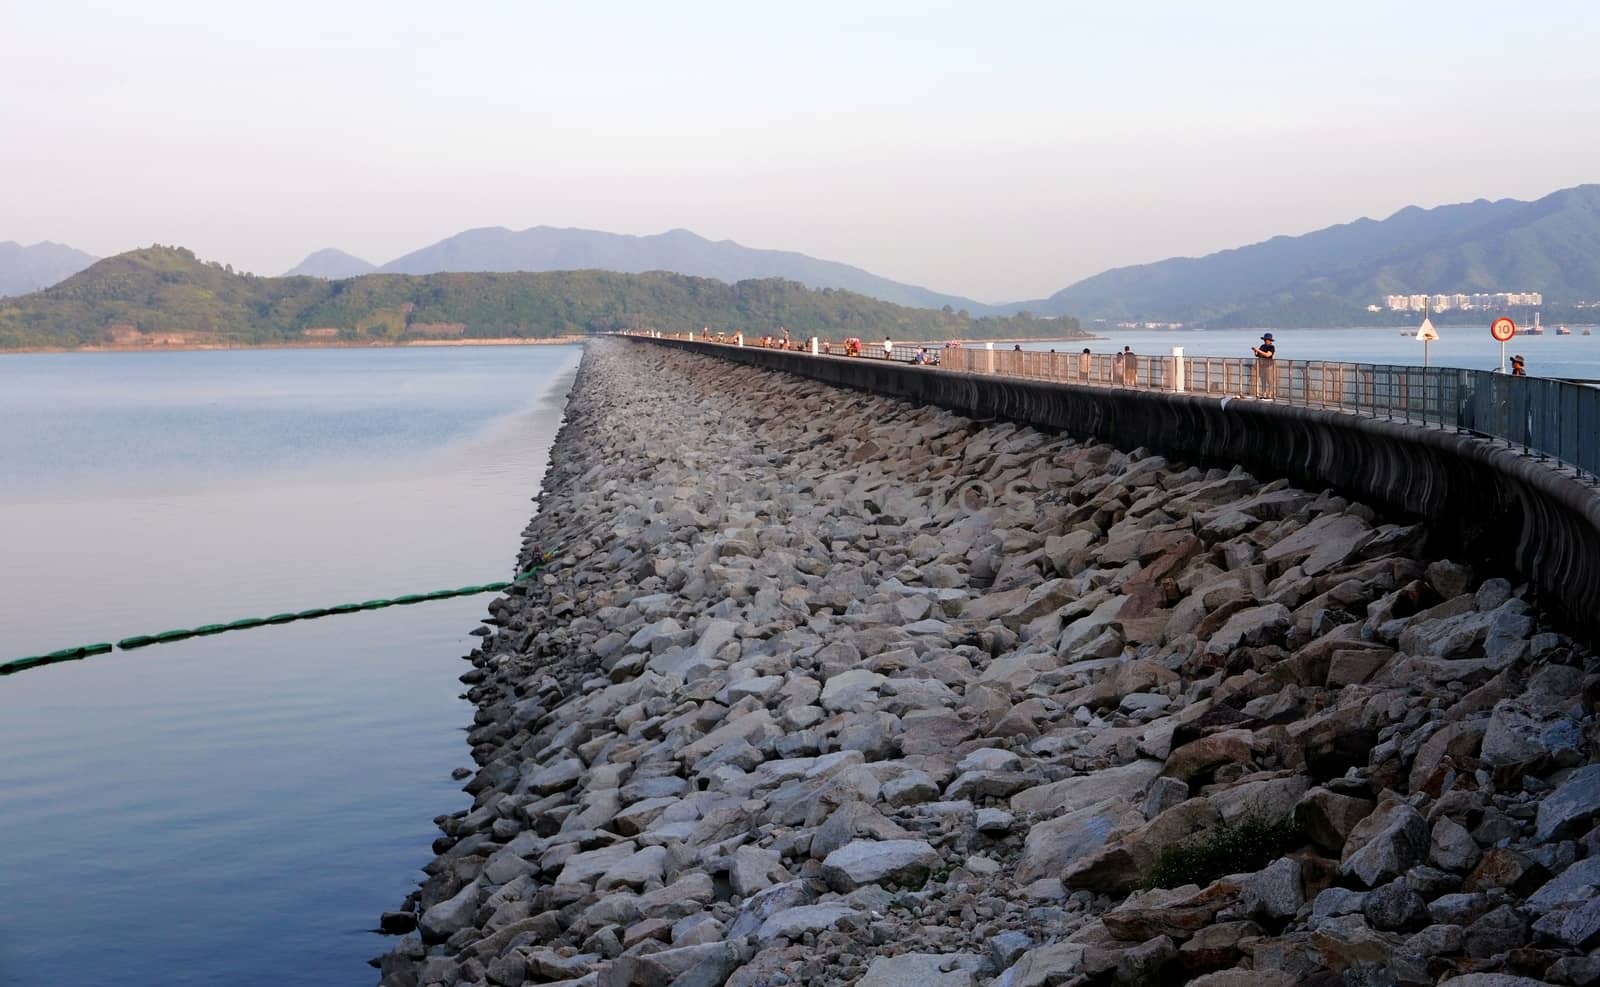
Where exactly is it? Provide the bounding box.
[376,338,1600,987]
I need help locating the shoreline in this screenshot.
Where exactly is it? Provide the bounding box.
[0,334,1108,357]
[377,338,1593,986]
[0,335,588,356]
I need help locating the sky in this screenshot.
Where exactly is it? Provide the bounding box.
[3,1,1599,303]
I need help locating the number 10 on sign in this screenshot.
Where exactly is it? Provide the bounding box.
[1490,318,1516,372]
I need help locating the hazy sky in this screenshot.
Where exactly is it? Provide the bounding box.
[4,1,1599,302]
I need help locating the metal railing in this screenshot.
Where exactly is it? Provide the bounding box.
[641,334,1600,483]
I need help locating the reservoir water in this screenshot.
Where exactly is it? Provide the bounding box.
[0,345,580,986]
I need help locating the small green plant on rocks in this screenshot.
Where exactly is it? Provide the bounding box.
[1143,813,1303,890]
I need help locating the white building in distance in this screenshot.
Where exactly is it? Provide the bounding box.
[1382,291,1542,312]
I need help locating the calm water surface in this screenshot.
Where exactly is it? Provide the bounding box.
[0,345,581,986]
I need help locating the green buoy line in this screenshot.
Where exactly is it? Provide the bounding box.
[0,556,551,679]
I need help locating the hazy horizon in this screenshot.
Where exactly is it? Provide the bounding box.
[4,1,1599,302]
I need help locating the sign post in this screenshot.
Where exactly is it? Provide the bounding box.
[1415,317,1438,367]
[1490,317,1516,373]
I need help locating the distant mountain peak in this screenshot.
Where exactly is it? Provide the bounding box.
[0,239,98,297]
[283,248,377,279]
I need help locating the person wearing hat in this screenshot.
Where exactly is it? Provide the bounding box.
[1510,354,1526,377]
[1251,332,1277,398]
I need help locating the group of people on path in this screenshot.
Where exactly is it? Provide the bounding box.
[722,327,1532,387]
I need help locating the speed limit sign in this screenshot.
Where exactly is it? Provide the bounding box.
[1491,317,1516,342]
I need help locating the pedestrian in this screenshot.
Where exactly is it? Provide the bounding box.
[1111,348,1124,385]
[1511,354,1527,377]
[883,337,894,359]
[1252,333,1277,397]
[1078,347,1092,380]
[1013,344,1022,351]
[1122,345,1138,386]
[914,347,928,365]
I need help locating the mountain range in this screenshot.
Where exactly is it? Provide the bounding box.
[1026,183,1600,326]
[7,182,1600,324]
[285,226,998,314]
[0,245,1079,350]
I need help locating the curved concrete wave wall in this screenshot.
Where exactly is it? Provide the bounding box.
[631,337,1600,632]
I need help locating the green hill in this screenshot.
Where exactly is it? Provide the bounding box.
[1027,183,1600,326]
[0,245,1083,350]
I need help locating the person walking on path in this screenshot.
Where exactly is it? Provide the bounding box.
[1252,333,1277,398]
[1122,345,1138,386]
[883,338,894,360]
[1078,347,1092,381]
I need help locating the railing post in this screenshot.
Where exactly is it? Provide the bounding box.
[735,332,743,347]
[1172,347,1185,393]
[810,337,819,355]
[984,341,994,374]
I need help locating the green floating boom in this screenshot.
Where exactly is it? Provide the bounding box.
[2,646,107,673]
[2,556,551,679]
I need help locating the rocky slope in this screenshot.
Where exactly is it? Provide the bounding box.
[375,338,1600,987]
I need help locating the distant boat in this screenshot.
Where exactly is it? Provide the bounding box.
[1556,325,1573,336]
[1585,328,1594,336]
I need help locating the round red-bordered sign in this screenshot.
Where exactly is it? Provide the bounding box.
[1491,317,1516,342]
